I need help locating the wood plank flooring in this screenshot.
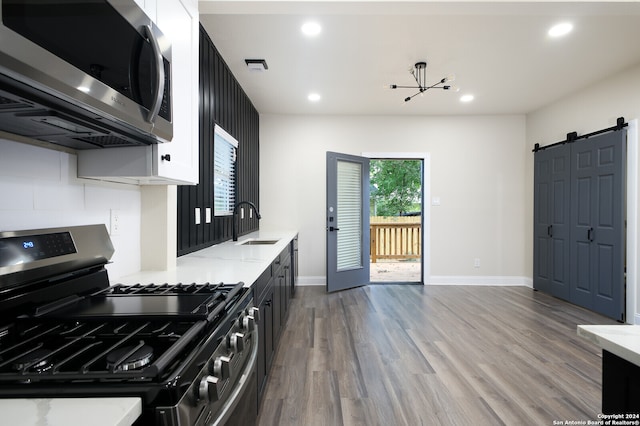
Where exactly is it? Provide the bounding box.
[257,285,619,426]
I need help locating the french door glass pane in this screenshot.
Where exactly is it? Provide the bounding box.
[337,160,362,270]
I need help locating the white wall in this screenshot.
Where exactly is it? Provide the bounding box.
[259,114,528,285]
[526,62,640,323]
[0,139,142,279]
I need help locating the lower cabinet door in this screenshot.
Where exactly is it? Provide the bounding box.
[258,286,274,400]
[257,301,266,399]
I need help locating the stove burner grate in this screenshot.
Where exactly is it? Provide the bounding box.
[106,343,154,372]
[0,280,248,387]
[0,318,207,382]
[12,348,53,373]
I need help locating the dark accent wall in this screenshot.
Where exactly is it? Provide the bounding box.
[177,25,260,257]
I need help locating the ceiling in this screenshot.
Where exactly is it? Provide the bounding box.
[198,1,640,116]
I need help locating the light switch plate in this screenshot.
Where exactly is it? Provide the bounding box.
[205,208,212,223]
[195,208,201,225]
[110,209,121,236]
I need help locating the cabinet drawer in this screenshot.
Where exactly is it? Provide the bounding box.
[277,247,290,267]
[254,265,272,304]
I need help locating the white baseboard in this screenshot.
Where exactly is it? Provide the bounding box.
[297,275,533,287]
[297,276,325,286]
[428,276,533,287]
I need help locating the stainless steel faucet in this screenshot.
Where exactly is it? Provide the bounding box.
[232,201,261,241]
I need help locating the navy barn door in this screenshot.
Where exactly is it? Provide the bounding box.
[569,130,626,320]
[533,146,571,300]
[534,128,626,321]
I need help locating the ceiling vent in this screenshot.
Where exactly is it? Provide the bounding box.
[244,59,268,72]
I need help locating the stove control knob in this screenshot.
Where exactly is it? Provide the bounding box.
[236,313,245,328]
[243,314,256,331]
[230,332,248,352]
[213,355,232,380]
[248,307,260,322]
[198,375,222,402]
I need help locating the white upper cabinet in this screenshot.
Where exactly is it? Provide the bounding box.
[153,0,198,184]
[78,0,199,185]
[133,0,156,21]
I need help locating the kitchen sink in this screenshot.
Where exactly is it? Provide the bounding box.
[240,239,279,245]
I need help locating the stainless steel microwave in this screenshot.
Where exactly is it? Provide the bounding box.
[0,0,172,150]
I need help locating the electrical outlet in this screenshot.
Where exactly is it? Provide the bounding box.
[110,209,121,236]
[474,258,481,268]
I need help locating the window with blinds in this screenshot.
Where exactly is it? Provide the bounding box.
[213,125,238,216]
[337,160,362,270]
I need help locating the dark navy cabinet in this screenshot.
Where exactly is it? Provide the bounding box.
[255,242,294,406]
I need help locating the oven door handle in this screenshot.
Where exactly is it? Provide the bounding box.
[211,324,259,426]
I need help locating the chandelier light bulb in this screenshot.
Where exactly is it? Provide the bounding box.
[391,60,460,102]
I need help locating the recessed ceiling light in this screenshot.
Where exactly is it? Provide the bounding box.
[548,22,573,38]
[460,94,474,103]
[301,22,321,37]
[308,93,321,102]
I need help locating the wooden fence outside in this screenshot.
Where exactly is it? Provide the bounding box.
[370,216,421,263]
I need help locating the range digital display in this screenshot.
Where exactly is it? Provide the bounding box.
[0,232,77,267]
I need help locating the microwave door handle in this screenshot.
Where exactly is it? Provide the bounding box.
[143,25,165,124]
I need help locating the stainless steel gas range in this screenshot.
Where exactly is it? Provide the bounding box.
[0,225,258,426]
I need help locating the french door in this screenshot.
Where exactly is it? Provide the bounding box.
[326,152,370,292]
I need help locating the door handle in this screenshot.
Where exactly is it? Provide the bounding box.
[327,226,340,232]
[143,25,165,124]
[547,225,553,237]
[587,227,594,242]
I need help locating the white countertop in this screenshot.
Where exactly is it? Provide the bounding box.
[113,230,298,287]
[7,230,296,426]
[0,398,141,426]
[577,324,640,366]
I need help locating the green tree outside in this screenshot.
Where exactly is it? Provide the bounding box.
[370,159,422,216]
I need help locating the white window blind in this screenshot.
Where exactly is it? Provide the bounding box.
[337,160,362,270]
[214,125,238,216]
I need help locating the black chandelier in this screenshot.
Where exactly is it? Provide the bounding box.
[389,61,458,102]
